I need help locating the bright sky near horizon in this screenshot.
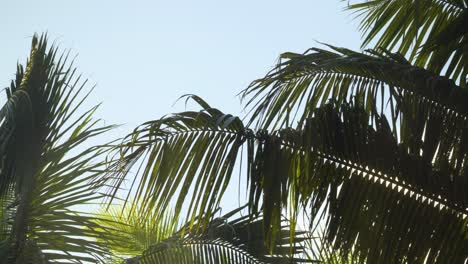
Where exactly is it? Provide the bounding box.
[1,0,362,212]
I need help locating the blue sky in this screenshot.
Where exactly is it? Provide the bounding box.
[1,0,362,211]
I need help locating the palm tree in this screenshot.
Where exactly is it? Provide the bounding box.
[0,34,116,263]
[109,1,468,263]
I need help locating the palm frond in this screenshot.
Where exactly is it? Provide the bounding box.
[140,239,265,264]
[0,34,116,262]
[242,46,467,130]
[247,101,467,263]
[108,95,248,231]
[347,0,468,85]
[138,206,311,264]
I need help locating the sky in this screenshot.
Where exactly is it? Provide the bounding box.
[1,0,362,213]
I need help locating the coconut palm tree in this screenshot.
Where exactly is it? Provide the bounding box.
[0,34,116,263]
[109,1,468,263]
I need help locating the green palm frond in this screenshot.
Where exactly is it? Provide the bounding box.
[242,46,467,130]
[347,0,468,85]
[140,239,261,264]
[304,227,363,264]
[94,201,179,259]
[138,206,311,264]
[304,229,342,264]
[108,95,247,231]
[0,34,116,263]
[241,47,468,212]
[248,101,467,263]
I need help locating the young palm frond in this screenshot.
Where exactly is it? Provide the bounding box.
[0,34,116,263]
[110,96,467,263]
[94,201,179,261]
[348,0,468,85]
[97,205,311,264]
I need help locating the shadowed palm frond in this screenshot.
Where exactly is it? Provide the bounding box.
[247,101,467,263]
[0,34,116,263]
[347,0,468,85]
[93,201,179,262]
[241,48,468,215]
[304,227,363,264]
[140,239,264,264]
[96,204,312,263]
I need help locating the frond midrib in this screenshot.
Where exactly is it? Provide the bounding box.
[278,139,467,217]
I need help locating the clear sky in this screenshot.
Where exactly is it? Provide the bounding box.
[1,0,362,212]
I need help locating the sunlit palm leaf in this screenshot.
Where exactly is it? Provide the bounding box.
[94,201,179,261]
[138,206,311,264]
[247,101,467,263]
[141,239,269,264]
[108,1,468,261]
[97,204,311,263]
[348,0,468,85]
[109,95,248,232]
[304,227,361,264]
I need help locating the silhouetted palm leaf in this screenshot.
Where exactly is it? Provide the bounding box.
[248,101,467,263]
[242,46,467,130]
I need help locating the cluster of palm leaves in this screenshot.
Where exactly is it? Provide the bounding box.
[0,35,117,262]
[1,0,467,263]
[95,204,310,264]
[0,36,305,263]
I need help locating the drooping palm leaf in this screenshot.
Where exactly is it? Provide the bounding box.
[94,201,179,261]
[108,95,248,232]
[108,1,468,262]
[138,206,311,264]
[0,34,116,263]
[241,46,467,130]
[347,0,468,85]
[247,101,467,263]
